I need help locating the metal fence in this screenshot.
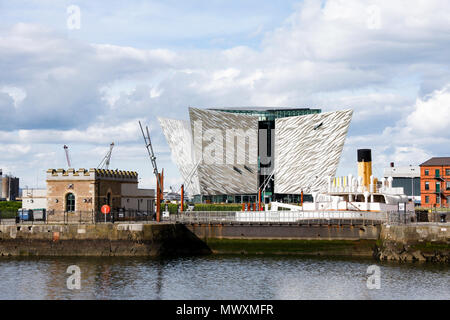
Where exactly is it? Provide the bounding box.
[419,211,448,224]
[2,209,445,225]
[386,211,417,225]
[386,210,448,224]
[0,209,156,225]
[163,210,393,226]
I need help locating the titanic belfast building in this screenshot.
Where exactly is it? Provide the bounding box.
[159,107,353,204]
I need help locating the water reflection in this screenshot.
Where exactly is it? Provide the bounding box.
[0,256,448,300]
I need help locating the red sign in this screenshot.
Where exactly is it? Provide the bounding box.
[101,205,111,215]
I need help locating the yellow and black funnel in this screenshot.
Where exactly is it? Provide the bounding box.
[357,149,372,189]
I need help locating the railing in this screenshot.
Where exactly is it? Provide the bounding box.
[385,210,448,224]
[385,211,417,225]
[423,211,448,223]
[0,209,156,225]
[163,210,393,226]
[2,209,442,225]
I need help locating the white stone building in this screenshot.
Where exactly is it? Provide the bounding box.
[21,189,47,210]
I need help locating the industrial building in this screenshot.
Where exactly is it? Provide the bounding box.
[164,187,182,202]
[420,157,450,208]
[384,163,421,204]
[0,169,20,201]
[159,107,353,204]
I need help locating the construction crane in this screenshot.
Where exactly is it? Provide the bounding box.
[97,142,115,170]
[139,121,163,222]
[63,145,72,167]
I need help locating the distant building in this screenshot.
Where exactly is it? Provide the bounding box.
[164,187,182,202]
[420,157,450,208]
[1,170,20,201]
[384,163,420,204]
[21,189,47,210]
[46,168,155,217]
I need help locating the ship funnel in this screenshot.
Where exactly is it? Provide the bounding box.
[357,149,372,190]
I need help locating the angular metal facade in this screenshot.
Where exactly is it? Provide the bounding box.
[160,108,353,197]
[274,110,353,194]
[189,108,259,195]
[157,117,201,195]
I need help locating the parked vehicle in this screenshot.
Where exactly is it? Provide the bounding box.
[17,208,33,221]
[32,209,46,221]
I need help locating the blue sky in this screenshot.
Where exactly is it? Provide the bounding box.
[1,0,450,191]
[0,0,298,49]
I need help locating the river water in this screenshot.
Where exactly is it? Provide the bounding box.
[0,256,448,300]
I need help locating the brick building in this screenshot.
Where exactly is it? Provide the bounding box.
[46,168,155,215]
[420,157,450,208]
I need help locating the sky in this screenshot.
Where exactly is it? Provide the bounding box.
[1,0,450,191]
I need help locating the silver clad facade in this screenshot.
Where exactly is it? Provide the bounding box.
[274,110,353,194]
[157,117,201,195]
[189,108,258,195]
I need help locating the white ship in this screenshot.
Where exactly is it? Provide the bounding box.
[237,149,414,223]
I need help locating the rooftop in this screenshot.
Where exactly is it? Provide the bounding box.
[46,168,138,182]
[420,157,450,166]
[206,107,322,121]
[208,106,321,112]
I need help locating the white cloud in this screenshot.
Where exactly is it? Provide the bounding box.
[0,86,27,107]
[0,119,147,145]
[406,86,450,135]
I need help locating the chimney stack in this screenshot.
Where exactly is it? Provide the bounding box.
[357,149,372,189]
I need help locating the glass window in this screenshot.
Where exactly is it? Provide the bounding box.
[446,169,450,176]
[425,170,429,176]
[447,182,450,190]
[425,196,429,203]
[66,193,75,212]
[425,182,430,190]
[436,169,440,177]
[437,196,441,204]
